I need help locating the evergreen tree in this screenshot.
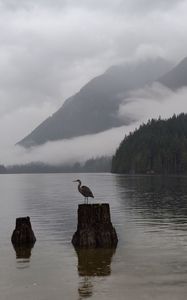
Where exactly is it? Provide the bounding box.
[112,113,187,174]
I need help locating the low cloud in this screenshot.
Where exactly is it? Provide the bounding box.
[1,123,138,166]
[1,84,187,167]
[0,0,187,119]
[119,83,187,124]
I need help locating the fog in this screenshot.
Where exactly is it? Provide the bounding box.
[0,0,187,166]
[1,124,139,166]
[1,84,187,166]
[119,84,187,122]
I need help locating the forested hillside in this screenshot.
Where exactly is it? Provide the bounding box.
[112,114,187,174]
[7,156,111,174]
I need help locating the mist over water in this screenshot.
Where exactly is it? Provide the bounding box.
[1,124,139,166]
[0,173,187,300]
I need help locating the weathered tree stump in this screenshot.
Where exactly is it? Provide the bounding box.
[72,204,118,248]
[11,216,36,246]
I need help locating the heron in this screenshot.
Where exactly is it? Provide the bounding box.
[73,179,94,204]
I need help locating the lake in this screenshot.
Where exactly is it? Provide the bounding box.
[0,173,187,300]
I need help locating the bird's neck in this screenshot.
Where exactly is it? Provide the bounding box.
[78,181,81,189]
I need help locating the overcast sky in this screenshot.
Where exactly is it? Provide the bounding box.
[0,0,187,165]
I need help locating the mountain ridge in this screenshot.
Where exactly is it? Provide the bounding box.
[18,57,173,148]
[158,56,187,89]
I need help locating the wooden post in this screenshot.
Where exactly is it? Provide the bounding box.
[11,216,36,246]
[72,204,118,248]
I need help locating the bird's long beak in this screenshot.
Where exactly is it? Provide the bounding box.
[73,180,77,182]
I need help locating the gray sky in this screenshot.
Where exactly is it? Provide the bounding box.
[0,0,187,164]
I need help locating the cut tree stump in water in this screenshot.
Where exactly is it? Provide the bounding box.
[72,204,118,248]
[11,216,36,246]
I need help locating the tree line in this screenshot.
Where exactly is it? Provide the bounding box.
[2,156,111,174]
[112,113,187,174]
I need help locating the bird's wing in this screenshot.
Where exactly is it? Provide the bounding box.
[81,186,94,198]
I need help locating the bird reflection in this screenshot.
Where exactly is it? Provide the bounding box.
[76,248,115,299]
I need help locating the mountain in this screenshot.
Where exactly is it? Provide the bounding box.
[158,56,187,89]
[18,57,172,147]
[111,113,187,174]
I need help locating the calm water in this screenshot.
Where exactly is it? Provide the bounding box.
[0,173,187,300]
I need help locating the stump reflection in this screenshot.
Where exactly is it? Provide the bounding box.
[76,248,115,299]
[78,277,93,299]
[12,244,34,259]
[76,248,115,276]
[11,217,36,264]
